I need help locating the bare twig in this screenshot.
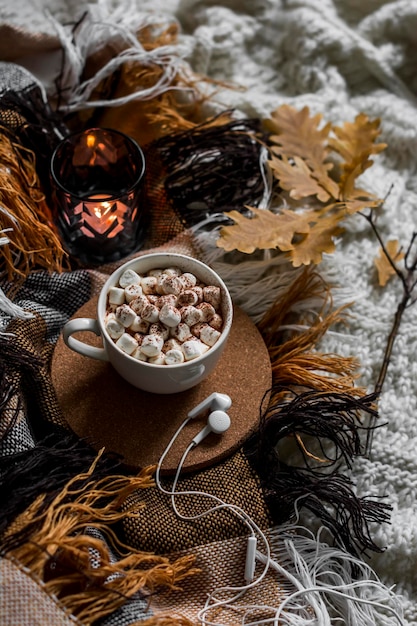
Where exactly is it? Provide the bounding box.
[360,209,417,456]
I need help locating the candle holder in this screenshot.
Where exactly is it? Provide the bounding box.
[50,127,147,265]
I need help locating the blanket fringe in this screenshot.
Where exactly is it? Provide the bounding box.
[0,132,67,281]
[51,3,189,114]
[265,523,404,625]
[200,522,403,625]
[1,447,199,624]
[245,388,390,557]
[258,266,362,394]
[153,113,267,228]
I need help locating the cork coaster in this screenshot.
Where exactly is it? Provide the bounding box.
[51,297,271,474]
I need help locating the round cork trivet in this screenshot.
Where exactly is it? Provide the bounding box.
[51,297,271,474]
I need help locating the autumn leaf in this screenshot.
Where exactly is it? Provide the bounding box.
[217,207,311,254]
[329,113,387,167]
[266,105,339,200]
[269,155,332,203]
[265,105,331,166]
[374,240,404,286]
[338,158,382,214]
[216,104,388,268]
[290,214,344,267]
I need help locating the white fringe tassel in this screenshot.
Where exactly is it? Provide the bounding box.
[47,0,191,112]
[0,225,33,322]
[199,523,404,626]
[265,524,404,626]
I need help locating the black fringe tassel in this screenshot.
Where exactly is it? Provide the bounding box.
[244,388,392,556]
[154,113,268,228]
[0,427,124,548]
[0,62,69,197]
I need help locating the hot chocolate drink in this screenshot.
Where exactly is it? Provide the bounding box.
[105,265,224,365]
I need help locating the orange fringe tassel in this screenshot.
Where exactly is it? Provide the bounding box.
[4,452,199,624]
[96,22,237,145]
[258,267,364,396]
[0,131,67,281]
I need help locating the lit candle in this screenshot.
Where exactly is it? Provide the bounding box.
[75,195,133,239]
[50,128,146,265]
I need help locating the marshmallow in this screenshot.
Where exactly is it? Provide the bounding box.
[141,276,158,294]
[200,324,221,346]
[209,313,223,331]
[149,322,169,340]
[196,302,216,322]
[180,272,197,288]
[165,349,185,365]
[159,303,181,327]
[159,274,183,295]
[115,303,137,328]
[132,347,148,361]
[191,285,203,304]
[147,294,159,306]
[177,289,199,307]
[141,303,160,323]
[203,285,221,309]
[125,283,143,302]
[148,353,166,365]
[105,314,125,339]
[108,286,125,305]
[140,333,164,357]
[163,266,181,277]
[133,333,144,346]
[148,268,163,277]
[157,294,178,308]
[130,316,148,333]
[116,333,138,355]
[130,294,149,315]
[180,305,203,327]
[119,269,141,288]
[190,322,208,338]
[162,338,182,353]
[182,339,205,361]
[171,322,192,342]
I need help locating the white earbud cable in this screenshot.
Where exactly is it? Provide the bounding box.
[155,409,404,626]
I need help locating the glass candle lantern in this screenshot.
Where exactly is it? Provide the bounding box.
[50,128,147,265]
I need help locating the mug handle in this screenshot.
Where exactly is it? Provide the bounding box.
[63,318,109,362]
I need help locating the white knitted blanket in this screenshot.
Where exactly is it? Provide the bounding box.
[2,0,417,622]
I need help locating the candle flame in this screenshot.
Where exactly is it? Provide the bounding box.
[86,134,96,148]
[93,201,112,220]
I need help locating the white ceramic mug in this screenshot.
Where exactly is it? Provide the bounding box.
[62,253,233,394]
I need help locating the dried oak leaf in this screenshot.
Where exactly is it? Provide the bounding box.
[338,158,383,214]
[329,113,387,166]
[217,207,311,254]
[332,114,387,213]
[265,104,340,201]
[216,105,387,266]
[290,213,344,267]
[269,155,332,203]
[374,239,404,287]
[265,104,331,165]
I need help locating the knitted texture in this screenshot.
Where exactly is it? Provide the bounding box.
[173,3,417,622]
[1,0,416,623]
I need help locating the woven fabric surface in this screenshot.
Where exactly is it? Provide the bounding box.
[0,558,78,626]
[0,0,416,624]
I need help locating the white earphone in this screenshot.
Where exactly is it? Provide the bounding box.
[187,392,232,418]
[187,392,232,446]
[155,394,404,626]
[155,392,268,590]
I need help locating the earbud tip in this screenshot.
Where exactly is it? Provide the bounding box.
[208,410,231,434]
